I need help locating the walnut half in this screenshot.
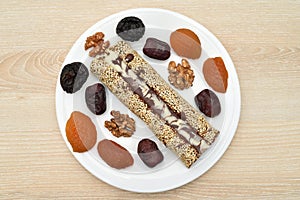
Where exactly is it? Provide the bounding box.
[104,110,136,137]
[168,59,195,90]
[84,32,110,57]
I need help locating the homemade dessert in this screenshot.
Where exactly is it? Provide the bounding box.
[170,28,201,59]
[195,89,221,117]
[65,111,97,152]
[97,139,134,169]
[138,139,164,168]
[168,59,194,90]
[203,57,228,93]
[116,16,145,42]
[60,62,89,94]
[143,37,170,60]
[90,41,219,168]
[104,110,136,137]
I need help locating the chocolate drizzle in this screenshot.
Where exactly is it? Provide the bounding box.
[110,55,203,151]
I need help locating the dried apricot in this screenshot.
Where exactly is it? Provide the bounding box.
[65,111,97,152]
[97,139,134,169]
[170,28,201,59]
[203,57,228,93]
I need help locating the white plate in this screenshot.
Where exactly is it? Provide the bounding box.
[56,8,241,193]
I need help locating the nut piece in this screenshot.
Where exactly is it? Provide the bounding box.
[84,32,110,57]
[104,110,136,137]
[168,59,195,90]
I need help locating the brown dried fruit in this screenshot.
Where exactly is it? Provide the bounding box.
[203,57,228,93]
[195,89,221,117]
[143,37,171,60]
[97,139,134,169]
[116,16,145,42]
[65,111,97,153]
[85,83,106,115]
[104,110,136,137]
[60,62,89,94]
[84,32,110,57]
[138,139,164,168]
[170,28,201,59]
[168,59,195,90]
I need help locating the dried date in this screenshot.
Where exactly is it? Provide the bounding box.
[143,38,171,60]
[194,89,221,117]
[85,83,106,115]
[138,139,163,168]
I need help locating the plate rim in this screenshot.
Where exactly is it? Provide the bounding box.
[55,7,241,193]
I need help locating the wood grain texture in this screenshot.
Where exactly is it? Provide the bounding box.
[1,0,300,199]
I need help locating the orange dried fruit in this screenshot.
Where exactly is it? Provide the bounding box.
[65,111,97,152]
[170,28,201,59]
[203,57,228,93]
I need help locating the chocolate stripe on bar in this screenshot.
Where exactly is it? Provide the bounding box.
[90,41,218,167]
[109,41,219,144]
[91,61,200,167]
[109,54,208,152]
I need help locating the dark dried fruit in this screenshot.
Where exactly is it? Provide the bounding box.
[116,16,145,42]
[125,53,134,63]
[138,139,163,168]
[195,89,221,117]
[85,83,106,115]
[143,37,171,60]
[60,62,89,94]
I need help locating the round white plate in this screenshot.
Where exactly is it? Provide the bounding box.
[56,8,241,193]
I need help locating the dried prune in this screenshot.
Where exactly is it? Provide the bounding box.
[195,89,221,117]
[116,16,145,42]
[60,62,89,94]
[138,139,163,168]
[143,38,171,60]
[85,83,106,115]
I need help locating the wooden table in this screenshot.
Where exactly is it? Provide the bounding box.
[1,1,299,199]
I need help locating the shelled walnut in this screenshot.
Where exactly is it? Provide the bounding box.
[104,110,136,137]
[168,59,195,90]
[84,32,110,57]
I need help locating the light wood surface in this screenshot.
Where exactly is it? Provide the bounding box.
[1,0,299,199]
